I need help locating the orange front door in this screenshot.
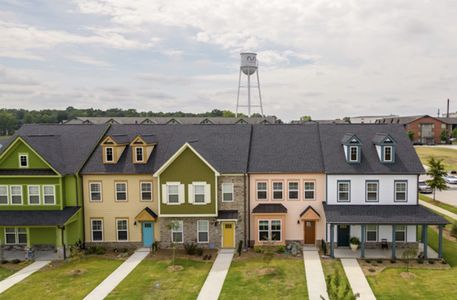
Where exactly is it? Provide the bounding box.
[304,221,316,244]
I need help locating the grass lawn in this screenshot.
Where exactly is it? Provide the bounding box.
[219,255,308,300]
[420,194,457,215]
[0,257,122,299]
[415,146,457,171]
[367,224,457,299]
[321,259,354,300]
[0,267,14,281]
[0,261,31,281]
[106,258,212,300]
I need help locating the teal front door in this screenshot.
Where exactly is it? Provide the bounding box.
[142,222,154,247]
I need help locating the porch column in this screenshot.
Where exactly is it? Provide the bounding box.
[391,225,396,259]
[438,225,444,259]
[360,224,366,258]
[26,227,31,248]
[423,225,428,259]
[330,224,335,258]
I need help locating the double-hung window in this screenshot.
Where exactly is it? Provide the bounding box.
[258,220,269,241]
[193,183,205,204]
[135,147,144,162]
[395,225,406,242]
[222,183,234,202]
[115,182,127,201]
[140,182,152,201]
[258,220,281,242]
[365,225,378,242]
[89,182,102,202]
[394,181,407,202]
[0,185,8,205]
[105,147,114,163]
[365,181,379,202]
[256,182,267,200]
[304,181,315,200]
[171,221,183,243]
[384,146,393,162]
[28,185,40,205]
[116,219,128,241]
[272,182,283,200]
[197,220,209,243]
[10,185,22,205]
[288,181,299,200]
[349,146,358,162]
[4,228,27,245]
[271,220,281,241]
[337,181,350,202]
[167,184,180,204]
[91,219,103,241]
[19,154,28,168]
[43,185,56,205]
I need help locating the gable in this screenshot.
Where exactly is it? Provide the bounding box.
[159,147,217,180]
[0,138,53,171]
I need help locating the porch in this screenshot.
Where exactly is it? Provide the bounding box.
[334,245,439,259]
[1,248,59,261]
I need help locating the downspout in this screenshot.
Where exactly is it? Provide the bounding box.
[76,173,85,247]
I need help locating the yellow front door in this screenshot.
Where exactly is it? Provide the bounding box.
[222,222,235,248]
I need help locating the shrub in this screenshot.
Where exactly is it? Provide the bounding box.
[85,246,106,255]
[276,245,285,254]
[11,259,21,264]
[376,259,383,264]
[349,237,360,245]
[326,268,355,300]
[428,260,435,264]
[195,247,204,256]
[237,240,243,257]
[184,242,198,255]
[365,259,371,263]
[1,260,8,264]
[321,240,327,256]
[254,246,264,254]
[390,260,396,264]
[451,223,457,238]
[152,241,160,253]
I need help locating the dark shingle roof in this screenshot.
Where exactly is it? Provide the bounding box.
[0,207,80,226]
[323,204,448,225]
[81,124,252,174]
[0,124,109,175]
[66,116,278,125]
[248,124,324,173]
[217,210,239,219]
[372,133,395,145]
[319,124,424,174]
[252,203,288,214]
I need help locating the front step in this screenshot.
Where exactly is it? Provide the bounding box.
[303,245,318,251]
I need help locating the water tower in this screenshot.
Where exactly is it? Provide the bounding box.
[236,52,264,117]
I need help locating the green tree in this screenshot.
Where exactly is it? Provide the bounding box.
[343,117,351,123]
[167,221,181,266]
[401,246,418,272]
[300,115,312,122]
[407,130,415,141]
[440,129,448,142]
[452,128,457,138]
[0,110,18,135]
[426,157,448,200]
[326,268,355,300]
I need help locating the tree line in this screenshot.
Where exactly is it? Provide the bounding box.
[0,107,269,136]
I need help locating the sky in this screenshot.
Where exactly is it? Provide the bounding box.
[0,0,457,121]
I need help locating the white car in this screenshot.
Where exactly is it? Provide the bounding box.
[444,175,457,184]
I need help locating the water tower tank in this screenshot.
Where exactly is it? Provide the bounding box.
[240,52,257,75]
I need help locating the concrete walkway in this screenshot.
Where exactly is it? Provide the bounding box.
[84,248,150,300]
[197,249,234,300]
[0,260,50,294]
[420,200,457,220]
[303,249,329,300]
[341,259,376,300]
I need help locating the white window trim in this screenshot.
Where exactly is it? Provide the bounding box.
[394,181,408,202]
[89,182,103,202]
[365,181,379,203]
[116,219,129,241]
[197,220,209,243]
[349,146,358,162]
[272,181,284,201]
[140,182,153,202]
[256,181,268,201]
[134,147,145,163]
[166,182,181,205]
[365,225,378,242]
[105,147,114,163]
[192,182,207,205]
[384,146,393,162]
[4,228,27,245]
[258,220,270,241]
[42,185,56,205]
[18,153,29,168]
[115,182,128,201]
[0,185,9,205]
[287,181,299,201]
[221,183,234,202]
[258,219,282,242]
[304,181,316,200]
[91,219,104,242]
[28,185,41,205]
[10,185,23,205]
[337,181,350,202]
[171,220,184,243]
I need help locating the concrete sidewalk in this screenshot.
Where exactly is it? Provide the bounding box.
[341,259,376,300]
[420,200,457,220]
[84,248,150,300]
[0,260,50,294]
[197,249,234,300]
[303,249,329,300]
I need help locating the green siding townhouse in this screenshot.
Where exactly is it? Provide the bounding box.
[0,124,108,258]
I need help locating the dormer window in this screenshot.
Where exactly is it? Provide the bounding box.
[19,154,28,168]
[349,146,358,162]
[135,147,144,163]
[341,134,361,163]
[105,147,114,163]
[373,133,396,163]
[384,146,393,162]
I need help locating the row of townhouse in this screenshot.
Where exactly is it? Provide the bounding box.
[0,123,447,259]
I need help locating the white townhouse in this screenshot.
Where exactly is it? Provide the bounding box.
[319,124,448,259]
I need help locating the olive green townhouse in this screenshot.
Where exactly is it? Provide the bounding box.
[80,125,251,249]
[0,124,108,258]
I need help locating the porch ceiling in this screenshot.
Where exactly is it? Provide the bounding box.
[323,203,448,225]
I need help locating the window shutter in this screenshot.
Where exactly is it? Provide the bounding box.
[205,184,211,204]
[179,184,185,204]
[188,184,194,204]
[161,184,167,203]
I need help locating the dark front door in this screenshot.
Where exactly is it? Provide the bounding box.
[337,225,350,247]
[304,221,316,244]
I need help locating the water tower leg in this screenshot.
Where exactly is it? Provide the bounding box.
[256,70,264,117]
[247,72,251,117]
[236,69,242,117]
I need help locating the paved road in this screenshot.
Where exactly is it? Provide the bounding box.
[419,174,457,207]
